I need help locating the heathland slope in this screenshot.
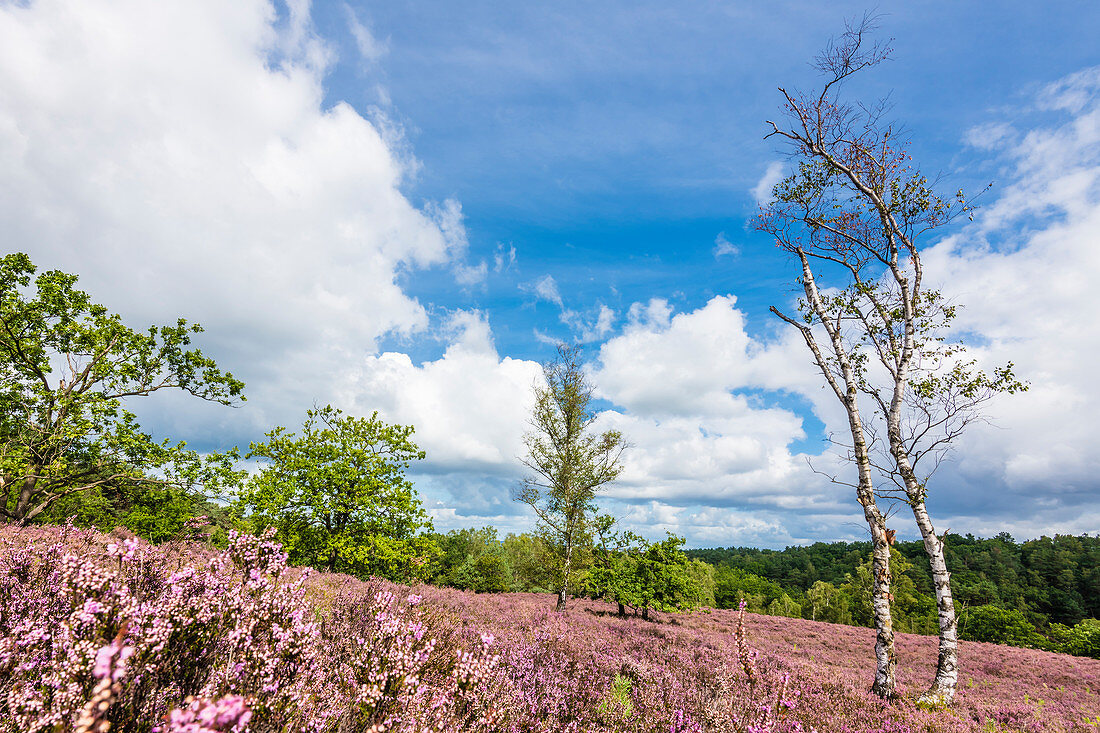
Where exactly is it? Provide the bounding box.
[2,524,1097,732]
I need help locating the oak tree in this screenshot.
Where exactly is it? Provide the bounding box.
[1,253,244,525]
[234,405,436,581]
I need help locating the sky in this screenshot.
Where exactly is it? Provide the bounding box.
[2,0,1099,548]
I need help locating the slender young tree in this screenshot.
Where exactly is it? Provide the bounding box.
[757,18,1024,705]
[515,344,627,612]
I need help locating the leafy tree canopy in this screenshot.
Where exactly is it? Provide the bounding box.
[589,521,704,618]
[234,405,436,581]
[1,252,244,525]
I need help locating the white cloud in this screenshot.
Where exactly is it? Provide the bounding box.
[914,67,1100,527]
[583,304,616,341]
[0,0,464,436]
[751,160,785,206]
[343,310,543,474]
[493,243,517,273]
[593,295,816,417]
[583,295,841,525]
[713,231,739,258]
[530,274,564,308]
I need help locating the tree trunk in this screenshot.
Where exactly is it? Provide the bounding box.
[617,602,626,617]
[867,519,898,699]
[911,500,958,706]
[783,250,898,699]
[846,392,898,699]
[556,532,574,612]
[641,607,649,621]
[888,417,958,705]
[13,474,38,524]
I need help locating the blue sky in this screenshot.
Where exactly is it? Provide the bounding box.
[2,0,1099,547]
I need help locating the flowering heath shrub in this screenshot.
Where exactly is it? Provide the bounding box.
[7,523,1094,732]
[0,524,502,732]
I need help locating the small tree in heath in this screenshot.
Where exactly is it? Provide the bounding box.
[235,405,437,580]
[515,344,626,612]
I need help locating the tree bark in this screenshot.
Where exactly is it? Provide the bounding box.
[912,502,958,705]
[851,406,897,700]
[887,411,959,704]
[796,251,899,700]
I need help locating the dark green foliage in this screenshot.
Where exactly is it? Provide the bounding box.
[840,548,938,635]
[688,533,1100,627]
[689,534,1100,657]
[429,527,553,593]
[713,566,794,613]
[32,481,234,545]
[502,531,554,592]
[1058,619,1100,659]
[589,531,704,618]
[434,526,510,592]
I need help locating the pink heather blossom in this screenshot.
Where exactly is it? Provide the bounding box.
[3,523,1095,733]
[158,695,252,733]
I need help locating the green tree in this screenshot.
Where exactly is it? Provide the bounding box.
[502,532,554,592]
[713,566,789,612]
[1060,619,1100,659]
[515,344,627,611]
[234,405,436,581]
[1,253,244,525]
[590,529,704,619]
[35,480,235,544]
[433,526,517,592]
[807,580,852,625]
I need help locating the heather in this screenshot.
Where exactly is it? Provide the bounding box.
[418,587,1100,732]
[0,523,505,733]
[4,524,1099,733]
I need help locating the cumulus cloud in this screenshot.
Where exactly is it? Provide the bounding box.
[914,65,1100,529]
[584,295,841,534]
[343,310,543,474]
[593,295,816,418]
[0,0,464,438]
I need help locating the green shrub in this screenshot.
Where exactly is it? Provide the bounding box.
[961,605,1040,646]
[1060,619,1100,658]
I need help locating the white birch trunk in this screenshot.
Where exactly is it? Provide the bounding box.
[788,251,898,699]
[911,500,958,706]
[849,405,898,700]
[890,433,958,705]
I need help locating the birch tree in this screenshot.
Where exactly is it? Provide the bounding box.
[756,18,1024,705]
[515,344,627,612]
